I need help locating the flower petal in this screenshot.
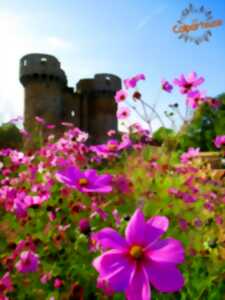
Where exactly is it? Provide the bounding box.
[84,169,98,180]
[125,265,151,300]
[94,174,113,187]
[93,250,133,292]
[55,167,81,187]
[148,238,184,264]
[125,209,146,245]
[147,216,169,232]
[146,260,184,292]
[93,228,128,250]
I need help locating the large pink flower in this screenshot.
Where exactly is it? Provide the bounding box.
[174,72,204,94]
[92,209,185,300]
[56,166,112,193]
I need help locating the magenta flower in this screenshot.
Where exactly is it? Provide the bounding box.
[115,89,128,103]
[46,124,56,129]
[214,135,225,148]
[56,166,112,193]
[117,107,131,120]
[79,218,91,235]
[206,97,220,108]
[61,121,74,127]
[0,272,13,297]
[40,272,52,284]
[180,148,200,163]
[35,116,45,124]
[161,79,173,93]
[174,72,204,94]
[124,74,145,89]
[90,139,131,159]
[54,278,63,289]
[107,129,116,137]
[92,209,184,300]
[186,90,206,109]
[15,250,39,273]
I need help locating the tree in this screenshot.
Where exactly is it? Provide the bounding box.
[0,123,23,149]
[178,93,225,151]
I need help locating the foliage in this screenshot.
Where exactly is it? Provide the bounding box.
[0,72,224,299]
[153,127,176,145]
[0,123,22,150]
[178,94,225,151]
[0,127,224,300]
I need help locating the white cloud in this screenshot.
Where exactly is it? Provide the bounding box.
[0,10,73,124]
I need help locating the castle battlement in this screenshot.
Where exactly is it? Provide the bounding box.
[20,53,67,86]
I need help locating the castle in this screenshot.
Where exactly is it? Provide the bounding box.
[19,53,121,144]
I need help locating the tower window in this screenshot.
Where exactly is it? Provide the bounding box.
[71,110,75,117]
[105,76,111,85]
[40,57,48,64]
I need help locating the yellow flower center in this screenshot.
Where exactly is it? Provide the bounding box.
[129,245,144,260]
[107,143,117,151]
[79,178,88,186]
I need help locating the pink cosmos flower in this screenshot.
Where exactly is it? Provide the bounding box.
[214,135,225,148]
[112,209,121,226]
[91,202,108,221]
[114,175,132,195]
[107,129,116,137]
[90,138,131,159]
[174,72,204,94]
[178,219,189,231]
[40,272,52,284]
[116,107,131,120]
[0,272,13,297]
[161,79,173,93]
[92,209,184,300]
[79,218,91,235]
[60,121,74,127]
[56,166,112,193]
[20,128,30,137]
[35,116,45,124]
[206,97,220,108]
[15,250,39,273]
[115,89,128,103]
[124,74,146,89]
[186,90,206,109]
[46,124,56,129]
[180,148,200,163]
[54,278,63,289]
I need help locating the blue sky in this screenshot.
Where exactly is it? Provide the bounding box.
[0,0,225,130]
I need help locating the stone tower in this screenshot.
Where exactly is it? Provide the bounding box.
[77,74,121,144]
[19,53,121,144]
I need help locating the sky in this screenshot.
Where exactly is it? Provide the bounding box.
[0,0,225,130]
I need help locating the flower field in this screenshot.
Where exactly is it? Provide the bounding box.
[0,73,224,300]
